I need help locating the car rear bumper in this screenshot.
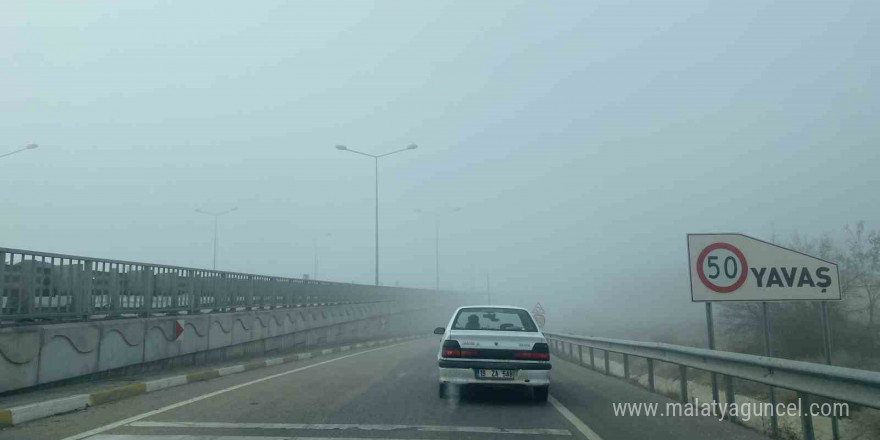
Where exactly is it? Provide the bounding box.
[438,364,550,387]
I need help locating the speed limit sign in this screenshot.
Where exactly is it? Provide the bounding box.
[688,234,841,302]
[532,302,545,328]
[696,242,748,293]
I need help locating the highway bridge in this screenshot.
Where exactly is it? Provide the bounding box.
[1,336,769,440]
[2,247,879,440]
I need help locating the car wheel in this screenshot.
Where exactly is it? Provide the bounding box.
[533,385,549,403]
[439,383,447,398]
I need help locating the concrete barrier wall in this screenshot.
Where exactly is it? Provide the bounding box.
[0,299,455,394]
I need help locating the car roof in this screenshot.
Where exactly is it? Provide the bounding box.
[454,305,530,312]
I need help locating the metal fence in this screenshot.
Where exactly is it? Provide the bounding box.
[545,332,880,440]
[1,247,426,323]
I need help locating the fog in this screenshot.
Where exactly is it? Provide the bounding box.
[2,1,878,338]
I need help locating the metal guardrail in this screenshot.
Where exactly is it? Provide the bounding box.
[1,247,432,322]
[545,332,880,440]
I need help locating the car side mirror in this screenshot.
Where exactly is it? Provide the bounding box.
[433,327,445,335]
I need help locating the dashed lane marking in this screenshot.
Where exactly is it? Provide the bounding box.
[548,395,604,440]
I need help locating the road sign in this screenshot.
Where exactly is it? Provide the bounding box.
[532,302,546,328]
[688,234,841,302]
[532,302,545,315]
[534,314,546,328]
[174,319,185,340]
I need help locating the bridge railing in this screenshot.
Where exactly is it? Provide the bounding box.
[545,332,880,440]
[0,247,423,323]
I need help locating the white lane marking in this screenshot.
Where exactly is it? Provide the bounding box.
[130,421,572,436]
[59,343,408,440]
[89,436,436,440]
[548,395,604,440]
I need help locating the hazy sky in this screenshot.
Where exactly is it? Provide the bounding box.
[2,1,878,334]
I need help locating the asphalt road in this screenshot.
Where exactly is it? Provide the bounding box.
[0,338,768,440]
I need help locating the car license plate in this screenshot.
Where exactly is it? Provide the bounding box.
[477,369,515,380]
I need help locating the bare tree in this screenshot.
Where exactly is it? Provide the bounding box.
[844,222,880,327]
[720,227,877,361]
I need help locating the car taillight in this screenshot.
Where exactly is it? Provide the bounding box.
[442,340,461,357]
[442,340,479,358]
[514,342,550,361]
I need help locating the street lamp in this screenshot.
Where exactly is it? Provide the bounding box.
[0,144,39,160]
[335,144,419,286]
[416,207,461,291]
[195,207,237,270]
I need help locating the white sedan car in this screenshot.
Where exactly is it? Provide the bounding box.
[435,305,551,402]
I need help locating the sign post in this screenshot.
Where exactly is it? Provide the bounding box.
[688,234,841,432]
[762,302,779,437]
[706,303,720,405]
[819,301,840,439]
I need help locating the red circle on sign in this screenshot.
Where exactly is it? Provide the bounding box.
[696,242,749,293]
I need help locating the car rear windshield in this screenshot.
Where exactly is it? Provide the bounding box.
[451,308,538,332]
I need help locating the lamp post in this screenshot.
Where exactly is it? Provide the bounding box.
[0,144,39,160]
[335,144,418,286]
[416,207,461,291]
[195,207,237,270]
